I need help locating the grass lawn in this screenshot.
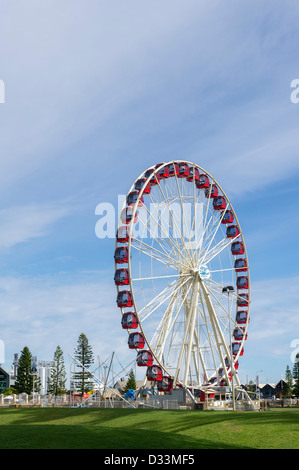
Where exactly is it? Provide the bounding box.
[0,407,298,449]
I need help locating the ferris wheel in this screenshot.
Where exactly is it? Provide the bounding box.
[114,161,250,393]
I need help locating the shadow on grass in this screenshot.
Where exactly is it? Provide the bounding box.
[0,408,298,449]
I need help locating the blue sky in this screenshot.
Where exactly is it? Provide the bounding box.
[0,0,299,386]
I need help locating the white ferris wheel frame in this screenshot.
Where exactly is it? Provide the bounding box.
[115,160,250,391]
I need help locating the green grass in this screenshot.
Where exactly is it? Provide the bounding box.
[0,408,298,449]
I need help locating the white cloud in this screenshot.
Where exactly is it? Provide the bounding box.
[0,202,74,250]
[0,271,133,378]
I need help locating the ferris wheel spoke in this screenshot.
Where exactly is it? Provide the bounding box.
[155,178,195,267]
[137,275,190,323]
[199,235,234,266]
[150,277,193,365]
[201,282,240,385]
[173,172,196,267]
[141,196,189,268]
[131,238,183,271]
[158,280,193,368]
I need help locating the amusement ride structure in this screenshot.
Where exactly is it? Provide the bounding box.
[114,161,250,401]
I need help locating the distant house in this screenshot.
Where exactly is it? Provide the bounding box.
[0,367,10,394]
[259,383,276,399]
[259,380,287,399]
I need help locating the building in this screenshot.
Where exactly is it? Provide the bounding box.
[12,354,55,395]
[0,367,10,394]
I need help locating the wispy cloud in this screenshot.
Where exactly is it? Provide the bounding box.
[0,202,75,250]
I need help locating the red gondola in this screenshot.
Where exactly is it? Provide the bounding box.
[186,166,199,182]
[121,206,137,224]
[114,268,130,286]
[221,210,234,224]
[205,184,218,199]
[128,332,145,349]
[116,290,133,308]
[121,312,138,329]
[146,365,163,381]
[226,225,240,238]
[114,246,128,264]
[116,226,130,243]
[177,162,189,178]
[232,342,244,356]
[126,191,143,206]
[158,165,169,179]
[157,376,173,392]
[167,162,179,176]
[144,168,155,179]
[135,178,151,194]
[236,276,248,290]
[136,350,154,367]
[236,310,248,324]
[213,196,226,211]
[196,174,210,189]
[231,241,244,256]
[233,327,247,341]
[234,258,247,272]
[237,293,249,307]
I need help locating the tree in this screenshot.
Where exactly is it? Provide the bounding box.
[14,346,41,394]
[292,353,299,397]
[73,333,94,395]
[124,369,136,393]
[284,365,293,398]
[47,346,67,396]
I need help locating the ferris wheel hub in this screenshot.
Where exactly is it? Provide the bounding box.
[198,264,211,280]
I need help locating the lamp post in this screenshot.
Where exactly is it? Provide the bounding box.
[256,370,263,409]
[222,286,235,411]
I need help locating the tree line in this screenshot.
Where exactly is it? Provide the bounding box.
[3,333,95,396]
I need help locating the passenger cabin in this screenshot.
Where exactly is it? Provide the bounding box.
[205,184,218,198]
[186,166,199,182]
[237,293,249,307]
[136,350,153,367]
[116,226,130,243]
[135,178,151,194]
[231,241,244,256]
[158,165,169,179]
[234,258,247,272]
[146,365,163,381]
[121,312,138,329]
[236,276,249,290]
[221,210,234,224]
[213,196,226,211]
[236,310,248,324]
[150,172,160,186]
[126,191,143,206]
[114,268,130,286]
[121,206,137,224]
[226,225,240,238]
[196,174,210,189]
[157,376,173,392]
[177,162,189,178]
[144,168,155,180]
[116,290,133,308]
[232,342,244,356]
[167,162,179,176]
[233,327,247,341]
[114,246,128,264]
[128,332,145,349]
